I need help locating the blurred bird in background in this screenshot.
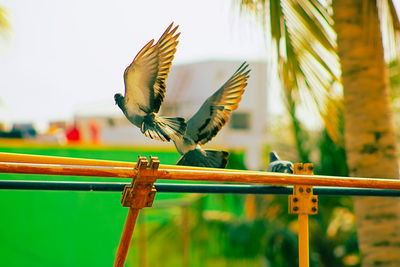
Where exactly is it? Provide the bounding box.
[174,62,250,168]
[267,151,294,173]
[114,23,186,142]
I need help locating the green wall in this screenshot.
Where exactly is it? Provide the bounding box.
[0,144,182,267]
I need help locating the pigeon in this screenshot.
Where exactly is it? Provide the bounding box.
[267,151,294,173]
[114,23,186,142]
[174,62,250,168]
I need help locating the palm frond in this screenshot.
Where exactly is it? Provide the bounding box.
[378,0,400,62]
[0,7,10,33]
[237,0,341,143]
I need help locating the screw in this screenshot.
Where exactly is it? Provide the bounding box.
[306,188,311,193]
[299,187,304,193]
[297,165,303,171]
[293,197,298,202]
[293,206,299,212]
[312,197,317,203]
[312,207,317,212]
[308,165,314,171]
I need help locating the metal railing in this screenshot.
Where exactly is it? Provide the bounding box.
[2,152,400,267]
[2,179,400,197]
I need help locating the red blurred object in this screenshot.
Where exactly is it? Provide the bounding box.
[89,120,100,144]
[66,123,81,143]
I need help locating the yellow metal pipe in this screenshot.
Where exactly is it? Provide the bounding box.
[0,162,135,178]
[298,214,309,267]
[2,161,400,190]
[0,152,136,167]
[0,152,241,173]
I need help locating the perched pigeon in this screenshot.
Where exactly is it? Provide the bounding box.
[174,62,250,168]
[267,151,294,173]
[114,23,186,142]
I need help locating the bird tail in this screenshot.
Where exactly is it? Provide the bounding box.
[142,115,187,142]
[176,149,229,168]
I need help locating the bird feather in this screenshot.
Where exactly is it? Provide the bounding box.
[123,22,180,114]
[185,62,250,145]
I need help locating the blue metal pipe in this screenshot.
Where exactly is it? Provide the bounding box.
[1,180,400,197]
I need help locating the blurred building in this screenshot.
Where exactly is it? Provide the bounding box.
[74,115,128,144]
[0,123,36,139]
[100,60,270,169]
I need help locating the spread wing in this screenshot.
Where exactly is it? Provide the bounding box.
[153,23,180,112]
[186,62,250,145]
[123,23,180,113]
[123,39,158,113]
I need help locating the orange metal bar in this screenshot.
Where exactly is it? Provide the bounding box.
[0,152,218,171]
[0,152,137,167]
[2,161,400,190]
[113,208,140,267]
[0,162,135,178]
[0,152,276,174]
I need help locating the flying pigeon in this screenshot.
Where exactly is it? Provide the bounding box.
[114,23,186,142]
[267,151,294,173]
[174,62,250,168]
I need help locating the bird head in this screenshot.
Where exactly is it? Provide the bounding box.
[267,151,294,174]
[114,93,122,104]
[114,93,124,109]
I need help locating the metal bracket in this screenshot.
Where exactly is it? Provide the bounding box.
[121,156,159,209]
[289,163,318,215]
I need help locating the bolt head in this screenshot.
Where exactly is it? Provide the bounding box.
[297,165,303,171]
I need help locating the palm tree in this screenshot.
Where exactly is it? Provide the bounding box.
[334,1,400,266]
[237,0,400,265]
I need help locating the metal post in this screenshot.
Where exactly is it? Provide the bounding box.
[114,208,140,267]
[113,156,158,267]
[298,214,309,267]
[289,163,318,267]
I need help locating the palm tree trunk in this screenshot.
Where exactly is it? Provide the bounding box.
[333,0,400,265]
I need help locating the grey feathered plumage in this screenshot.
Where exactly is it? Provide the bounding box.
[174,62,250,168]
[267,151,294,173]
[114,23,186,142]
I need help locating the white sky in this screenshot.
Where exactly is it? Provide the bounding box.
[2,1,399,132]
[0,0,270,130]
